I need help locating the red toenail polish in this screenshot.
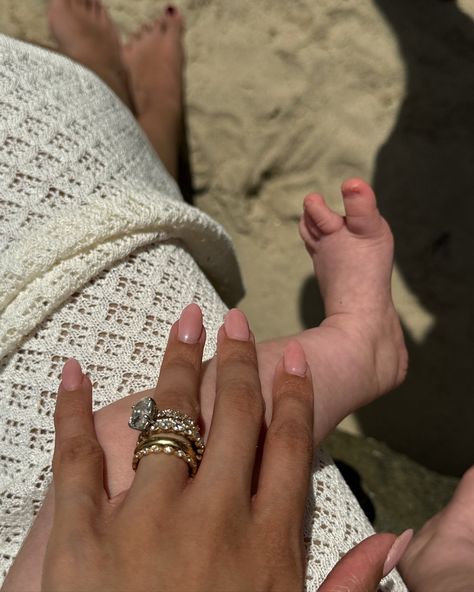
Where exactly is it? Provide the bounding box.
[343,187,360,197]
[166,4,176,14]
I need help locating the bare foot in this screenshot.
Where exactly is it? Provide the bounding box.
[121,6,184,179]
[399,466,474,591]
[48,0,134,112]
[298,178,408,416]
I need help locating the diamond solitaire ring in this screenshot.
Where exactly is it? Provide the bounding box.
[129,396,205,474]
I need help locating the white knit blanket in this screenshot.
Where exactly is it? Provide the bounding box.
[0,34,407,591]
[0,190,244,361]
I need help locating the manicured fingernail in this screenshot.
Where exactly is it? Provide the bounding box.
[224,309,250,341]
[382,529,414,577]
[61,358,84,391]
[166,4,176,14]
[283,341,307,376]
[178,303,203,344]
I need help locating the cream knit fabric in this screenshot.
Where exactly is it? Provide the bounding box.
[0,35,407,590]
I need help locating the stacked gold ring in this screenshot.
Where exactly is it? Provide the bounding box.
[138,407,205,461]
[129,397,205,476]
[132,436,198,475]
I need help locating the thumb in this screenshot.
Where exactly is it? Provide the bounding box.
[318,530,413,592]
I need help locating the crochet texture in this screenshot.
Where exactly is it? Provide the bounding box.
[0,35,406,591]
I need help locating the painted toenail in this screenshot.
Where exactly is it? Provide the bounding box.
[342,186,360,197]
[166,5,176,14]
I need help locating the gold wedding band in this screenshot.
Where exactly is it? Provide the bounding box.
[135,435,195,459]
[132,436,198,476]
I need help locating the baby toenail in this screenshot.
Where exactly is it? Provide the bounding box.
[343,186,360,197]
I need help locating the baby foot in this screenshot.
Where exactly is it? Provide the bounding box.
[48,0,134,111]
[121,6,185,179]
[399,466,474,591]
[299,179,407,412]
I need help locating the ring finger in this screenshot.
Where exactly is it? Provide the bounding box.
[128,303,206,503]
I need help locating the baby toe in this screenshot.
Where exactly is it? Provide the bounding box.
[303,193,344,236]
[341,178,383,236]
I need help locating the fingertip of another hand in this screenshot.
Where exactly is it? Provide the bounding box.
[60,358,93,394]
[283,340,308,378]
[61,358,84,391]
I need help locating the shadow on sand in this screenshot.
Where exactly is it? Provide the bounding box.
[301,0,474,476]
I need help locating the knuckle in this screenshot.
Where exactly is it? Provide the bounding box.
[54,399,90,424]
[218,378,264,418]
[268,416,313,454]
[221,348,259,371]
[56,434,103,467]
[60,531,105,567]
[156,357,200,416]
[156,386,199,416]
[278,377,312,400]
[164,356,198,377]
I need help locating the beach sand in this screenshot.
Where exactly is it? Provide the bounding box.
[1,0,473,476]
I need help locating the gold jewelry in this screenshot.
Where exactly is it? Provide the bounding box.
[135,435,196,460]
[129,398,206,474]
[132,436,198,475]
[138,431,195,453]
[148,408,205,456]
[139,427,204,460]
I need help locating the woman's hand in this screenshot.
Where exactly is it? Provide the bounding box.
[42,307,316,591]
[5,306,404,592]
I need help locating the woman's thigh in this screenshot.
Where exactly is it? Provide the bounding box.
[0,34,228,580]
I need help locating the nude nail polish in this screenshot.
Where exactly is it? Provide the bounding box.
[283,341,307,376]
[224,309,250,341]
[382,529,414,577]
[178,303,203,344]
[62,358,84,391]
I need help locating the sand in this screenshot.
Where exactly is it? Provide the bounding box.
[1,0,473,476]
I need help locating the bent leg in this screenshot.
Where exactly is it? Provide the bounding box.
[122,7,185,181]
[48,0,135,112]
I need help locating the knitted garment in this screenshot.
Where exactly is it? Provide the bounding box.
[0,35,407,591]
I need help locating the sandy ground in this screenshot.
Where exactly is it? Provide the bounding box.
[1,0,473,476]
